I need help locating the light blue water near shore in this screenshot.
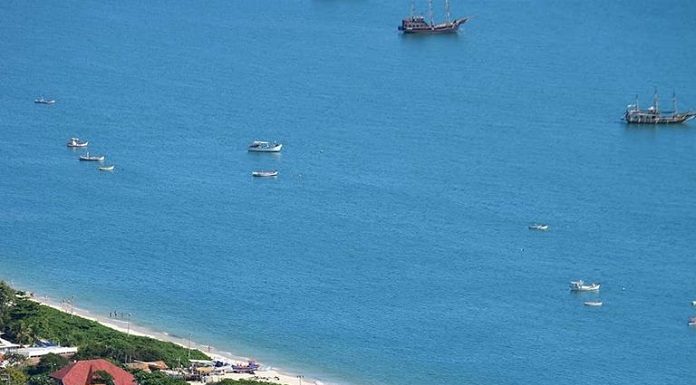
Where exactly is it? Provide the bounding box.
[2,1,696,384]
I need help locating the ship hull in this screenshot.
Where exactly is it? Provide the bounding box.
[625,113,696,124]
[399,18,468,34]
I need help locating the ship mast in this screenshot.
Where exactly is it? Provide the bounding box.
[428,0,434,26]
[410,0,415,17]
[672,90,678,114]
[653,87,659,113]
[445,0,452,23]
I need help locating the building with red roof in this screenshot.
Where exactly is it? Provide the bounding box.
[50,359,136,385]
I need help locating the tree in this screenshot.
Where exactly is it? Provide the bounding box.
[91,370,115,385]
[29,353,69,375]
[28,374,58,385]
[0,367,28,385]
[0,281,15,328]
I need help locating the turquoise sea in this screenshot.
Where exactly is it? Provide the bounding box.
[2,1,696,384]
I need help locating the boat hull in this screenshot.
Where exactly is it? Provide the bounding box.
[252,171,278,177]
[584,301,603,307]
[98,166,114,171]
[399,18,468,34]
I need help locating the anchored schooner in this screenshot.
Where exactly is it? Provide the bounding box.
[624,89,696,124]
[398,0,468,34]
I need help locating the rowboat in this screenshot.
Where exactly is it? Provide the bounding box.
[34,97,56,104]
[252,170,278,177]
[528,224,549,231]
[98,165,115,172]
[584,301,603,307]
[79,152,104,162]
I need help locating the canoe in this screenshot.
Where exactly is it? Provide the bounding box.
[252,170,278,177]
[98,165,115,172]
[583,301,603,307]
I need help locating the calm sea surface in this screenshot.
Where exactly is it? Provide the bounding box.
[2,1,696,384]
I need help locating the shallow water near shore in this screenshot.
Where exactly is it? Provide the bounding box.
[2,1,696,385]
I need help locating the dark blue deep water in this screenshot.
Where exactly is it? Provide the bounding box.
[2,1,696,384]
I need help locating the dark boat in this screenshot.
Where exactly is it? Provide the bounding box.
[398,0,468,34]
[624,90,696,124]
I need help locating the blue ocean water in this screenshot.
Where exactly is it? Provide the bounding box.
[1,0,696,384]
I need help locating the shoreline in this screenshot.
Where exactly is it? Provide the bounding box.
[17,287,332,385]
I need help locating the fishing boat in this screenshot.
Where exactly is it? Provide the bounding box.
[398,0,468,34]
[231,360,260,374]
[79,152,105,162]
[584,301,603,307]
[624,90,696,124]
[34,97,56,104]
[66,137,89,148]
[528,224,549,231]
[252,170,278,177]
[569,280,600,292]
[98,165,115,172]
[248,141,282,152]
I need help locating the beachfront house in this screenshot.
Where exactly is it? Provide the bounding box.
[50,359,136,385]
[0,334,20,354]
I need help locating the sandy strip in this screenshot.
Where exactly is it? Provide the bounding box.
[25,292,330,385]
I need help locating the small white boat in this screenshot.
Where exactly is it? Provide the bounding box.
[79,152,104,162]
[98,165,114,172]
[528,224,549,231]
[689,316,696,327]
[569,280,600,292]
[67,137,89,148]
[691,300,696,306]
[248,141,283,152]
[252,170,278,177]
[584,301,603,307]
[34,97,56,104]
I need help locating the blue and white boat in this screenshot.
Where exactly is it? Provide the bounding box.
[248,141,282,152]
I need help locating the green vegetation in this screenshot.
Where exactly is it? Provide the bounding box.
[0,281,208,368]
[28,353,69,376]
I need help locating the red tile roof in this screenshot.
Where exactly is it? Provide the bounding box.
[51,359,136,385]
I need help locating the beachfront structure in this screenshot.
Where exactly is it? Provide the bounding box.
[17,346,78,363]
[51,359,136,385]
[0,334,20,354]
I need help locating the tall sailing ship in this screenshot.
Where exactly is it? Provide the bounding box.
[398,0,468,34]
[624,90,696,124]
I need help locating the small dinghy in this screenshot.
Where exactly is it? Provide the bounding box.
[79,152,104,162]
[34,97,56,104]
[528,223,549,231]
[691,300,696,307]
[98,165,115,172]
[584,301,603,307]
[252,170,278,177]
[689,316,696,327]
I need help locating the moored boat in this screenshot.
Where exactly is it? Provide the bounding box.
[528,223,549,231]
[248,141,282,152]
[34,97,56,104]
[398,0,468,34]
[691,300,696,306]
[689,316,696,327]
[79,152,105,162]
[252,170,278,177]
[67,137,89,148]
[584,301,603,307]
[569,280,600,292]
[231,360,260,374]
[98,165,115,171]
[624,90,696,124]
